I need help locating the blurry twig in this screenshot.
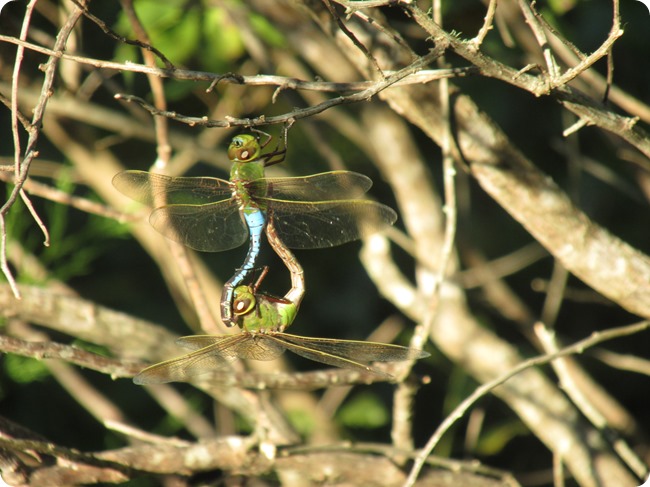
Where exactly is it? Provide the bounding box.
[457,243,547,289]
[535,323,648,478]
[0,171,133,221]
[0,334,143,378]
[405,320,650,485]
[593,349,650,376]
[119,0,219,334]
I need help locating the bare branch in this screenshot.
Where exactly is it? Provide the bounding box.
[0,334,143,378]
[406,320,650,485]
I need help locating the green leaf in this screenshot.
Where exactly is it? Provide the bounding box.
[4,355,51,384]
[286,407,316,436]
[338,392,389,429]
[475,420,529,455]
[113,0,201,66]
[202,8,245,72]
[249,13,286,48]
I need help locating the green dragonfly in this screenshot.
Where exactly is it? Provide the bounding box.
[113,133,397,326]
[133,264,429,385]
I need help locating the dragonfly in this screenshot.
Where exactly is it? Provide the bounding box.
[113,133,398,326]
[133,260,429,385]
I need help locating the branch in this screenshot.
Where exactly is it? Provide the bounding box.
[0,334,143,379]
[0,284,179,361]
[113,46,447,128]
[406,320,650,485]
[0,34,474,92]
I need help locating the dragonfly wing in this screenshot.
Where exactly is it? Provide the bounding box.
[133,337,244,385]
[232,335,286,360]
[177,334,285,361]
[248,171,372,201]
[267,200,397,249]
[263,334,391,376]
[113,171,232,206]
[150,200,247,252]
[279,334,430,362]
[176,335,225,351]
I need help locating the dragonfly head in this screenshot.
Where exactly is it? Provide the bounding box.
[232,285,256,317]
[228,135,261,163]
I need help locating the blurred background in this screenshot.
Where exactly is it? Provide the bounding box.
[1,0,649,485]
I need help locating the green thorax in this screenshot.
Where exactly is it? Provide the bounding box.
[230,161,268,214]
[232,285,298,333]
[228,134,264,185]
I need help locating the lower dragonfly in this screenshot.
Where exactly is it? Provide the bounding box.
[133,231,429,385]
[133,287,429,385]
[113,131,397,326]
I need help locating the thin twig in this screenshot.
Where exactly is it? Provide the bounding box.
[518,0,561,80]
[469,0,498,51]
[404,320,650,486]
[69,0,175,70]
[323,0,384,77]
[0,171,135,221]
[535,323,648,478]
[114,47,446,129]
[0,35,473,91]
[1,0,40,298]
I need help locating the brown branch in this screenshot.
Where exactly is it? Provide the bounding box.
[0,284,180,362]
[406,320,650,485]
[401,4,650,165]
[0,34,474,91]
[0,334,143,378]
[0,434,517,485]
[113,46,446,128]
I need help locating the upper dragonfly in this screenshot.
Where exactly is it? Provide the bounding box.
[113,133,397,325]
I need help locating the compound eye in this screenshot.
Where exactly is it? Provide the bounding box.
[236,147,252,160]
[233,292,255,316]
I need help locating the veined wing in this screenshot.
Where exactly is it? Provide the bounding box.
[177,334,286,361]
[278,334,430,362]
[264,199,397,249]
[247,171,372,201]
[149,200,247,252]
[113,171,232,206]
[262,333,393,377]
[133,335,246,385]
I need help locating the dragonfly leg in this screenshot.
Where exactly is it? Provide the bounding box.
[252,266,269,293]
[261,122,293,167]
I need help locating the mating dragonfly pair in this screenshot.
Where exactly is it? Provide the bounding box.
[114,133,429,385]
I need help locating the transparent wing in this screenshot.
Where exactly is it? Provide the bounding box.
[133,336,246,385]
[113,170,232,206]
[263,334,391,377]
[247,171,372,202]
[278,334,430,362]
[176,335,227,351]
[266,199,398,249]
[177,334,286,361]
[149,201,248,252]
